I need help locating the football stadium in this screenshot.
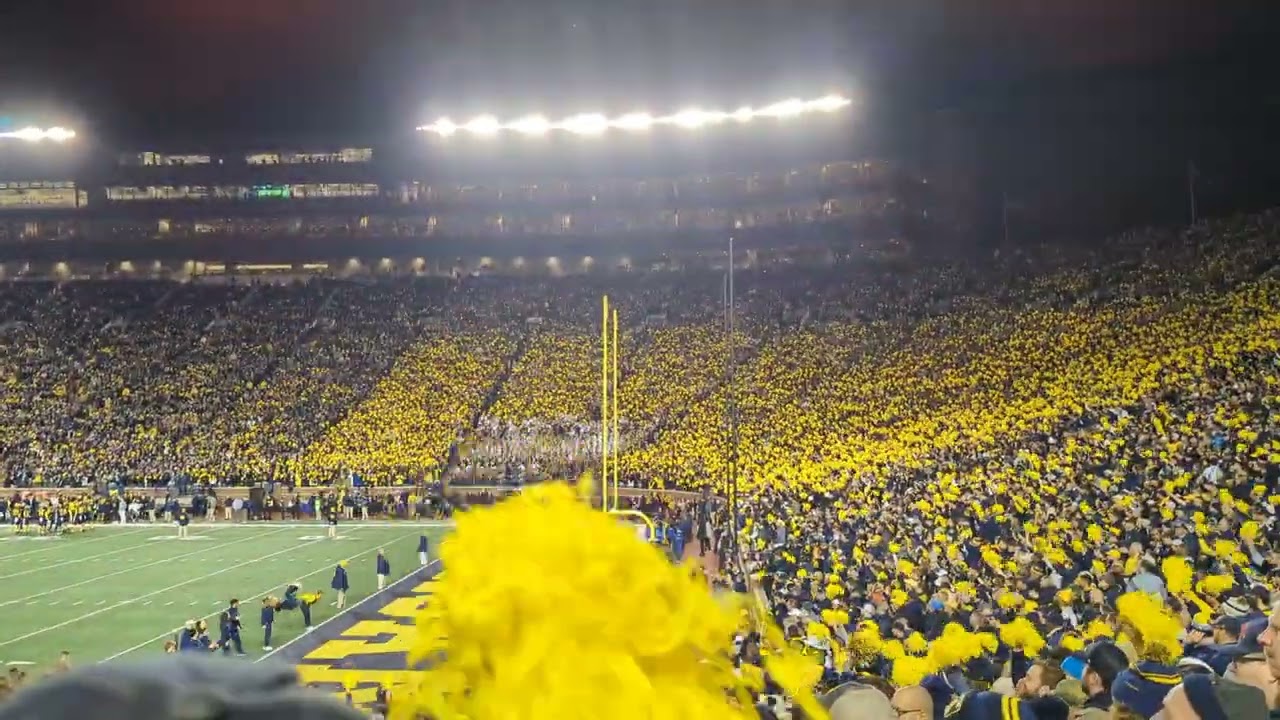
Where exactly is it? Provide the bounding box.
[3,4,1280,720]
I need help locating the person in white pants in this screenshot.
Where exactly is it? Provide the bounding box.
[417,534,429,567]
[375,549,390,591]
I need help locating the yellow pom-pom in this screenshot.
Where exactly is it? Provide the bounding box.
[999,617,1046,655]
[905,632,928,655]
[891,655,936,688]
[1086,525,1102,543]
[882,639,906,661]
[397,483,818,720]
[898,559,917,576]
[1060,634,1085,652]
[821,609,850,629]
[927,625,984,669]
[1055,588,1074,606]
[890,589,908,607]
[1198,574,1235,596]
[1161,557,1193,595]
[996,591,1022,610]
[1213,539,1239,559]
[807,621,832,641]
[977,632,999,653]
[1116,591,1182,663]
[825,583,845,599]
[1083,620,1114,640]
[1241,521,1260,542]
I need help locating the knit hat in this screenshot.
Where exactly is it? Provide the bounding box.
[1181,672,1268,720]
[0,656,365,720]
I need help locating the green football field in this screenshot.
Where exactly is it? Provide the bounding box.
[0,521,451,670]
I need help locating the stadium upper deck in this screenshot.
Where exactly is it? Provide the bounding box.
[0,111,928,274]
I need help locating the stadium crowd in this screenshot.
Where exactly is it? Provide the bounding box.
[1,208,1279,717]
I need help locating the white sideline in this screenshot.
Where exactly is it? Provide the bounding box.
[101,531,427,662]
[256,557,441,663]
[0,527,153,560]
[0,529,313,648]
[0,534,179,581]
[0,527,293,607]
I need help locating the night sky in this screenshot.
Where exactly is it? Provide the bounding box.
[2,0,1279,235]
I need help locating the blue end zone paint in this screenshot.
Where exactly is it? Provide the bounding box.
[261,561,442,708]
[269,560,441,666]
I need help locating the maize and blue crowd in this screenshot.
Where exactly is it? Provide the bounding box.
[1,209,1280,718]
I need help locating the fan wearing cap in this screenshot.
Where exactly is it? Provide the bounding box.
[1203,616,1245,676]
[1061,642,1129,720]
[1111,660,1185,719]
[1214,618,1278,710]
[1158,672,1268,720]
[1183,622,1221,672]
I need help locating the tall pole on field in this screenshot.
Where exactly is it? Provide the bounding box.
[601,295,610,511]
[725,236,739,553]
[612,307,620,511]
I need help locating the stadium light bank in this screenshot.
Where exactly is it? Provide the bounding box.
[0,127,77,143]
[417,94,851,139]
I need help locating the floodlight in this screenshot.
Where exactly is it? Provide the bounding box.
[425,118,458,137]
[758,99,806,118]
[463,115,501,136]
[667,109,727,129]
[416,94,852,139]
[560,113,609,135]
[614,113,654,131]
[0,126,77,142]
[508,115,551,136]
[809,95,852,112]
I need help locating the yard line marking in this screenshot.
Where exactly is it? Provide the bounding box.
[188,601,197,606]
[164,601,174,606]
[0,527,292,607]
[258,557,440,663]
[96,600,106,606]
[72,601,84,607]
[49,601,60,606]
[0,527,152,561]
[0,536,176,581]
[0,533,333,650]
[143,601,152,606]
[101,531,418,663]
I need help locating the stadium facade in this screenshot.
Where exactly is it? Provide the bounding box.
[0,129,929,279]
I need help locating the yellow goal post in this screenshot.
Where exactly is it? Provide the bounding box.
[608,509,657,544]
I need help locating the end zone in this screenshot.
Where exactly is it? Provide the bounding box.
[259,560,443,707]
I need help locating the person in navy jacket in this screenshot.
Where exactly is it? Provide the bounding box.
[331,561,350,609]
[418,535,430,567]
[260,597,276,651]
[376,549,390,590]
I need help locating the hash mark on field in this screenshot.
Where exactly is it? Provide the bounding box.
[49,601,60,606]
[96,601,106,606]
[164,601,174,606]
[72,601,84,607]
[189,601,197,606]
[143,601,152,606]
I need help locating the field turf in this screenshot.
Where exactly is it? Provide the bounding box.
[0,521,450,670]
